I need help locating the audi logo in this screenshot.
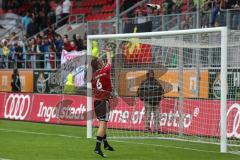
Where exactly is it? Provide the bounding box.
[227,103,240,139]
[4,94,31,120]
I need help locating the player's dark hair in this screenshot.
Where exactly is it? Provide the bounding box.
[146,69,154,78]
[91,58,100,73]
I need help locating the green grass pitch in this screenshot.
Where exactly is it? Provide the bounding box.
[0,120,239,160]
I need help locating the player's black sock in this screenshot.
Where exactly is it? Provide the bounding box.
[103,135,115,151]
[94,136,107,157]
[95,136,103,150]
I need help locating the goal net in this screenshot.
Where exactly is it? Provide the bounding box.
[87,27,240,154]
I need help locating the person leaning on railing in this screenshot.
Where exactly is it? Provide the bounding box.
[219,0,232,26]
[231,0,240,30]
[1,40,10,68]
[200,0,212,27]
[172,0,183,14]
[73,34,84,51]
[13,42,24,68]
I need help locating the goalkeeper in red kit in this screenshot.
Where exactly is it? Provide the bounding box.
[91,51,115,157]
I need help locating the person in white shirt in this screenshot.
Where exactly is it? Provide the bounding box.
[55,1,62,27]
[61,0,72,25]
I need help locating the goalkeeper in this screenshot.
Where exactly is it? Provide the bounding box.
[91,50,115,157]
[137,70,164,133]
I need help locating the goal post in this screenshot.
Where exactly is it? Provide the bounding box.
[86,27,234,153]
[220,27,228,153]
[86,37,93,139]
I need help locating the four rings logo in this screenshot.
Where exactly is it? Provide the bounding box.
[227,103,240,139]
[4,94,31,120]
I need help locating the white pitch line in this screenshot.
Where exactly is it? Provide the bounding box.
[0,128,230,154]
[0,157,12,160]
[110,139,221,154]
[0,128,83,139]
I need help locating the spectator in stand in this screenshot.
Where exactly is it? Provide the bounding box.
[35,35,44,68]
[8,32,18,46]
[39,31,45,39]
[73,34,84,51]
[40,0,51,16]
[83,33,87,50]
[27,38,37,69]
[38,9,48,31]
[21,12,32,32]
[48,10,57,26]
[172,0,183,13]
[210,0,220,27]
[46,26,56,39]
[31,0,41,13]
[27,18,39,38]
[61,0,72,26]
[2,40,10,68]
[63,35,72,51]
[54,34,64,52]
[231,0,240,30]
[135,9,147,24]
[41,36,52,69]
[181,14,193,29]
[54,34,64,68]
[193,0,205,11]
[163,0,174,15]
[50,0,57,11]
[163,0,174,30]
[14,42,24,68]
[49,43,56,69]
[55,1,62,27]
[69,41,77,51]
[148,7,161,30]
[201,0,211,27]
[42,1,52,26]
[219,0,229,26]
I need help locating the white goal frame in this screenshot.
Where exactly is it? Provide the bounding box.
[86,27,228,153]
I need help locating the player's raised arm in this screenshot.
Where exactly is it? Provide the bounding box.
[106,50,111,65]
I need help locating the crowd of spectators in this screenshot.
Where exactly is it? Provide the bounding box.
[198,0,240,29]
[128,0,240,30]
[0,15,86,69]
[0,0,87,70]
[0,28,86,69]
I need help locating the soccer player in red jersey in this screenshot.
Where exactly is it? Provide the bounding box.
[91,51,114,157]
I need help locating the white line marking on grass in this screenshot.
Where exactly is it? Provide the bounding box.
[0,128,82,139]
[0,157,12,160]
[110,140,221,154]
[0,128,234,154]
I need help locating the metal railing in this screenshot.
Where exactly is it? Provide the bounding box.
[0,52,61,70]
[87,8,240,35]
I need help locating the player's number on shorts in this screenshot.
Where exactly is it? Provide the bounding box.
[96,78,103,90]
